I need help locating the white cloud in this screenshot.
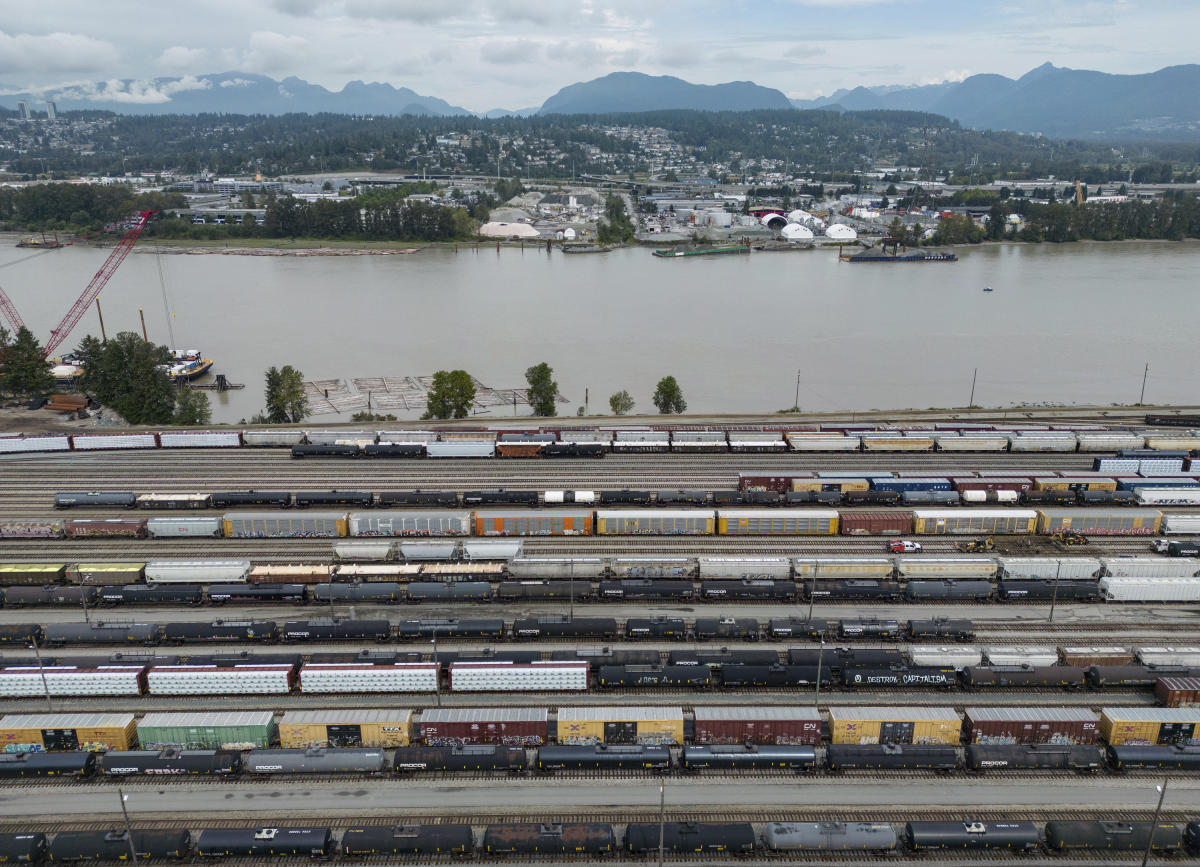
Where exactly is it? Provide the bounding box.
[0,30,119,75]
[241,31,311,74]
[157,45,208,70]
[33,74,212,104]
[920,68,971,85]
[481,39,542,65]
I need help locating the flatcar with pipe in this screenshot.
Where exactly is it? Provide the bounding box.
[536,744,670,772]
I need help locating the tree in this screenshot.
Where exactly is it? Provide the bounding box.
[652,376,687,414]
[172,388,212,425]
[76,331,175,424]
[525,362,558,417]
[0,326,55,399]
[422,369,476,419]
[264,365,308,423]
[609,390,635,415]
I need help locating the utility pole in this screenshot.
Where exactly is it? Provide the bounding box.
[28,638,53,713]
[657,778,667,864]
[117,788,140,863]
[1141,779,1168,867]
[430,637,441,708]
[813,637,825,709]
[807,563,818,622]
[794,368,802,412]
[968,367,977,408]
[1139,363,1149,405]
[1048,561,1062,623]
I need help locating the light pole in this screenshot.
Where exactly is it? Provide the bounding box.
[1048,561,1062,624]
[430,636,441,708]
[807,562,818,622]
[117,787,140,863]
[657,777,666,867]
[813,637,826,710]
[794,369,801,412]
[28,638,53,713]
[1141,779,1168,867]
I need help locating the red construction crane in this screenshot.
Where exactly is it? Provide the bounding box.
[0,210,156,356]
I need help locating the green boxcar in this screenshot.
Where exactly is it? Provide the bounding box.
[136,711,276,750]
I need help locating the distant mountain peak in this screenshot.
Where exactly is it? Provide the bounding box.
[538,71,793,115]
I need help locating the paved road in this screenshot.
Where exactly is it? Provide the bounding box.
[3,778,1197,819]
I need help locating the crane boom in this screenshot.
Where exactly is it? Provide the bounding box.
[0,285,27,333]
[43,210,156,357]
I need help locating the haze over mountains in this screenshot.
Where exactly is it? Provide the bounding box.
[3,64,1197,140]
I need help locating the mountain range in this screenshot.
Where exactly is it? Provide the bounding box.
[3,64,1197,139]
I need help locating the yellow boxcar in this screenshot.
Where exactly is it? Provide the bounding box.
[278,710,412,749]
[791,479,869,493]
[0,713,137,752]
[557,707,684,745]
[1033,477,1118,492]
[912,510,1038,535]
[1100,708,1200,746]
[827,708,962,745]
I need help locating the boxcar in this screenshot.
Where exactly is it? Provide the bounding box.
[595,509,714,536]
[222,512,347,538]
[0,520,65,539]
[474,509,592,536]
[717,509,838,535]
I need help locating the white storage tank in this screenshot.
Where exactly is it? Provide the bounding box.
[780,223,814,242]
[1102,577,1200,602]
[908,646,982,669]
[982,646,1059,667]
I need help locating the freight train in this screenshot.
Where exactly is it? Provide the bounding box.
[5,425,1199,457]
[5,504,1195,543]
[3,643,1197,696]
[1,818,1200,861]
[5,741,1200,782]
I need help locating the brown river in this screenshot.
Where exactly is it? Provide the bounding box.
[1,240,1195,424]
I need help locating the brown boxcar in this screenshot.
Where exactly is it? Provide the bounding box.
[692,707,823,745]
[838,511,915,536]
[1156,677,1200,708]
[1059,647,1135,667]
[496,442,545,458]
[63,519,148,539]
[736,472,812,493]
[965,707,1099,745]
[417,708,549,746]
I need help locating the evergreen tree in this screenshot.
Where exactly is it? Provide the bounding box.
[525,362,558,417]
[76,331,175,424]
[0,326,55,399]
[422,369,476,419]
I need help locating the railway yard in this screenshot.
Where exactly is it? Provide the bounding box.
[3,419,1200,863]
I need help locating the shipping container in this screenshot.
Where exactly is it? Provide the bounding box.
[692,706,822,745]
[222,511,347,538]
[1101,708,1200,746]
[827,707,961,745]
[557,707,684,745]
[64,518,147,538]
[912,509,1038,535]
[0,712,136,751]
[964,707,1099,745]
[838,511,914,535]
[417,708,548,746]
[137,711,276,750]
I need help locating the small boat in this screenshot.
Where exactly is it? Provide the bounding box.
[160,349,214,382]
[983,286,994,292]
[16,234,60,249]
[652,245,750,258]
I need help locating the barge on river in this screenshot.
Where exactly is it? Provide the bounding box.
[653,245,750,259]
[840,238,956,263]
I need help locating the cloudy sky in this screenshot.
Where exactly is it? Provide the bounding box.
[1,0,1193,111]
